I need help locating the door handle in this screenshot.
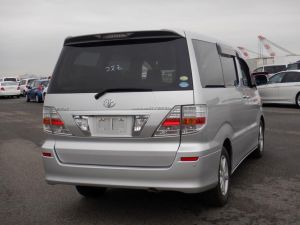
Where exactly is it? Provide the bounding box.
[242,95,250,99]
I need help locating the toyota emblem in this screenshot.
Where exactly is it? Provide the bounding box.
[103,99,116,108]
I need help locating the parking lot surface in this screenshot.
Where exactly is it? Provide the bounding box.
[1,98,300,225]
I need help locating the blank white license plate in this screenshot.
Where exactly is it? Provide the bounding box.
[89,116,133,137]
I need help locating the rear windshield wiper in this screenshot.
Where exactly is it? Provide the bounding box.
[94,88,153,100]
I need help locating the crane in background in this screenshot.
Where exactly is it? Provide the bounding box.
[258,35,299,58]
[237,46,268,59]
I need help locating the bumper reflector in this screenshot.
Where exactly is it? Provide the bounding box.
[180,156,199,162]
[42,152,52,157]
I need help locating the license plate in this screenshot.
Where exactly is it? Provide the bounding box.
[89,116,133,137]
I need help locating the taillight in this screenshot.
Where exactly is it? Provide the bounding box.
[153,106,181,136]
[43,106,71,135]
[153,105,207,137]
[0,87,4,91]
[181,105,206,135]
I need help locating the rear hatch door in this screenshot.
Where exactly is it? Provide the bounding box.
[47,31,194,167]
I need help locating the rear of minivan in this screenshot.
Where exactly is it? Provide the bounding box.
[42,30,263,206]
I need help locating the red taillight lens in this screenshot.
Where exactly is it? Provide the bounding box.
[43,107,71,135]
[43,117,64,126]
[50,118,64,126]
[162,118,181,127]
[0,87,5,91]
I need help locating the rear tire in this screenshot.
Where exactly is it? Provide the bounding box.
[252,121,264,158]
[203,147,230,207]
[75,186,106,198]
[296,92,300,108]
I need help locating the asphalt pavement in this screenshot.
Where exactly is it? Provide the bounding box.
[0,98,299,225]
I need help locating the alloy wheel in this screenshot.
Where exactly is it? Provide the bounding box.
[219,155,229,196]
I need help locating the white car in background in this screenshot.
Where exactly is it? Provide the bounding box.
[19,78,38,96]
[253,64,287,75]
[0,81,21,98]
[257,70,300,107]
[0,77,18,82]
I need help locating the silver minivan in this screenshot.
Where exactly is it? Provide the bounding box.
[42,29,264,206]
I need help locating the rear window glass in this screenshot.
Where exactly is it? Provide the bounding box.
[4,78,17,82]
[49,38,193,93]
[264,65,286,73]
[40,80,49,86]
[32,80,49,88]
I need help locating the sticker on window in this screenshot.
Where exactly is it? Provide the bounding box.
[179,76,189,81]
[179,82,189,88]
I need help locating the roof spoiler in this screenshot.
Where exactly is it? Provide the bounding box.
[64,30,184,46]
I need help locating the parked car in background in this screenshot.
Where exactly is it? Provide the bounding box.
[19,78,38,96]
[42,29,264,206]
[287,61,300,70]
[253,64,287,75]
[0,81,21,98]
[257,70,300,107]
[26,79,49,103]
[0,77,18,82]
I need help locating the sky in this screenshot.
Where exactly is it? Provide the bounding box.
[1,0,300,77]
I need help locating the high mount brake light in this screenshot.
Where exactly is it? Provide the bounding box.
[153,105,207,137]
[43,107,71,135]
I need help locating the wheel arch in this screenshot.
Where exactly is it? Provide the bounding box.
[223,138,232,173]
[260,115,265,130]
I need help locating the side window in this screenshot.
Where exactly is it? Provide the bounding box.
[192,40,225,87]
[268,73,285,84]
[220,56,238,87]
[282,72,300,83]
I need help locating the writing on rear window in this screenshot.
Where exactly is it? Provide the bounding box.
[105,65,123,72]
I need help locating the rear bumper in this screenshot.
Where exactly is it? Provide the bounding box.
[0,91,20,96]
[42,140,221,193]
